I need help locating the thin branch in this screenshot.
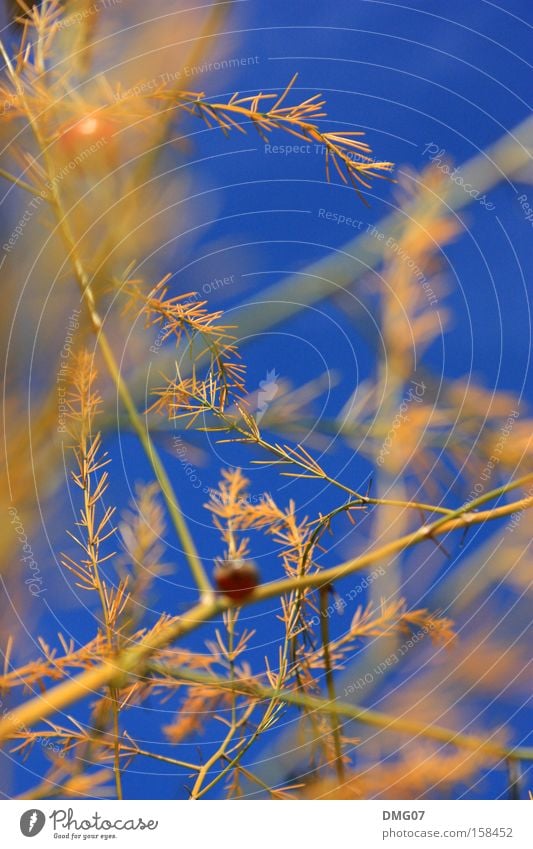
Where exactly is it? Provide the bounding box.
[148,664,533,764]
[15,87,213,603]
[319,587,345,781]
[0,475,531,744]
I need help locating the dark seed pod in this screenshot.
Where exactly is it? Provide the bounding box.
[214,559,259,600]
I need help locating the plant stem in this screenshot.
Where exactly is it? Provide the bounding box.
[149,664,533,764]
[124,114,533,395]
[94,333,212,600]
[1,475,532,744]
[319,587,345,782]
[18,96,213,602]
[198,400,460,515]
[0,166,46,198]
[189,709,251,800]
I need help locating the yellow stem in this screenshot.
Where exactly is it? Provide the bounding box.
[17,93,213,601]
[0,477,531,745]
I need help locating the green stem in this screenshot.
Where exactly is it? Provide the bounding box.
[95,334,213,600]
[319,588,345,782]
[149,663,533,764]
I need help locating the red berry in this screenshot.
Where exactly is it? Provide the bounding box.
[214,559,259,601]
[57,116,117,166]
